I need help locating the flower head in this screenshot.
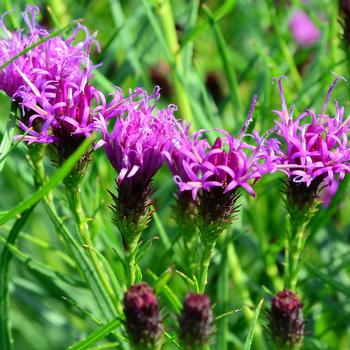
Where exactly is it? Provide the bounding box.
[103,86,175,193]
[271,77,350,208]
[124,283,163,349]
[169,97,275,242]
[171,97,274,201]
[289,10,320,47]
[0,6,97,99]
[179,293,214,347]
[269,289,304,347]
[17,74,105,164]
[98,86,177,239]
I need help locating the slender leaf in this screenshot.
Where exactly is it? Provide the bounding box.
[0,135,93,226]
[243,299,264,350]
[68,319,121,350]
[0,207,35,350]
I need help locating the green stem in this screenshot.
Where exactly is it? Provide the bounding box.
[65,183,118,310]
[288,224,306,291]
[198,243,214,293]
[125,236,141,288]
[227,243,267,350]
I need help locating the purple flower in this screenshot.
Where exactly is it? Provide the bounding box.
[169,97,275,242]
[271,77,350,207]
[124,283,163,348]
[98,86,177,235]
[17,74,106,162]
[269,289,304,347]
[289,10,320,47]
[170,97,275,201]
[0,6,97,99]
[102,87,175,191]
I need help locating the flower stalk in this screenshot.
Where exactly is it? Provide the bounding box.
[64,179,117,309]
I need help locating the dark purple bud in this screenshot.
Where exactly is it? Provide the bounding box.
[179,293,214,347]
[124,283,163,349]
[269,290,304,347]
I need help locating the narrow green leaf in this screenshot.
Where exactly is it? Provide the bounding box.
[43,199,117,320]
[147,269,182,313]
[307,264,350,298]
[152,210,171,250]
[0,207,35,350]
[0,235,83,287]
[0,103,17,173]
[180,0,237,48]
[68,319,120,350]
[243,299,264,350]
[0,135,93,226]
[203,6,242,124]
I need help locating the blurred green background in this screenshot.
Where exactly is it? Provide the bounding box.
[0,0,349,349]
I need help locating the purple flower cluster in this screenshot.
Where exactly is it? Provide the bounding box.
[96,86,178,233]
[0,6,101,166]
[0,6,96,99]
[3,6,350,225]
[271,77,350,207]
[99,86,176,197]
[169,97,275,200]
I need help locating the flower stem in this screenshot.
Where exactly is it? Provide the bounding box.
[65,180,118,311]
[198,243,214,293]
[125,236,141,288]
[285,219,307,291]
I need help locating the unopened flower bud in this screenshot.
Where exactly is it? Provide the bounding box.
[124,283,163,349]
[269,289,304,347]
[179,293,214,348]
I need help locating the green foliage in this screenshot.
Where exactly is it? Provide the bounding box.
[0,0,349,349]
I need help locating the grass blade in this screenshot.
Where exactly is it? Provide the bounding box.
[0,207,35,350]
[180,0,237,48]
[0,135,93,226]
[0,103,17,173]
[68,319,121,350]
[243,299,264,350]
